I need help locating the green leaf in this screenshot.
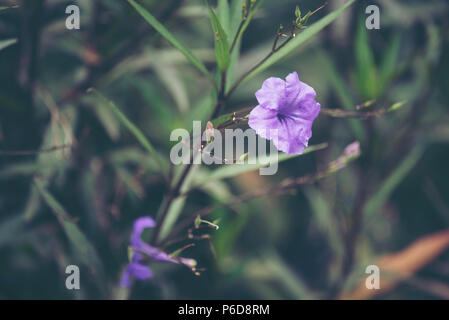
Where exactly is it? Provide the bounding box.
[193,143,328,187]
[158,164,200,242]
[217,0,231,36]
[0,5,18,13]
[257,251,318,299]
[207,3,231,71]
[185,89,217,125]
[34,178,105,287]
[83,94,120,141]
[214,209,250,259]
[355,17,379,100]
[364,145,425,220]
[0,162,40,178]
[303,186,344,282]
[87,88,168,176]
[210,112,235,127]
[240,0,356,83]
[127,0,209,76]
[0,38,17,51]
[295,6,301,19]
[23,184,41,221]
[0,215,25,248]
[317,50,365,143]
[129,75,174,132]
[195,169,234,202]
[379,33,401,92]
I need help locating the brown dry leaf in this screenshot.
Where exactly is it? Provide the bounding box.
[340,229,449,300]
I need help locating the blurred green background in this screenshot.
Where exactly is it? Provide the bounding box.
[1,0,449,299]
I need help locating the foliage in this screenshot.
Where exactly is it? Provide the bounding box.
[0,0,449,299]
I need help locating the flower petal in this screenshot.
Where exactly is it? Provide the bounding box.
[255,77,286,110]
[287,98,321,122]
[283,71,318,118]
[248,102,318,155]
[248,105,282,141]
[129,262,153,280]
[120,262,153,287]
[272,116,314,154]
[130,216,155,248]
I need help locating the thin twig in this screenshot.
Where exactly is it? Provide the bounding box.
[226,31,294,100]
[229,0,254,54]
[211,72,228,119]
[320,106,397,119]
[229,19,246,54]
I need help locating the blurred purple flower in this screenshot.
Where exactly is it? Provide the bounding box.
[120,216,195,288]
[248,71,320,154]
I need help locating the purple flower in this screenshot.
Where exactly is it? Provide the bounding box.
[120,216,196,288]
[248,71,320,154]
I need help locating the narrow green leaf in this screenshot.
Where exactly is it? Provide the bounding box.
[0,5,18,13]
[84,94,120,141]
[185,89,217,125]
[0,215,25,248]
[379,33,401,92]
[23,184,41,221]
[0,161,66,178]
[87,88,167,176]
[214,210,250,259]
[241,0,356,83]
[194,143,328,187]
[194,169,234,202]
[207,3,230,71]
[303,186,344,282]
[317,50,365,143]
[0,162,39,178]
[355,17,379,100]
[365,146,424,220]
[295,6,301,19]
[217,0,231,36]
[0,38,17,51]
[129,75,173,132]
[127,0,209,76]
[210,112,235,127]
[261,251,318,299]
[34,178,105,281]
[158,164,199,241]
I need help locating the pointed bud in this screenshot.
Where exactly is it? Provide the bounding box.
[250,0,256,10]
[205,121,215,144]
[300,11,312,25]
[387,101,407,112]
[239,152,249,162]
[194,215,201,228]
[295,5,301,19]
